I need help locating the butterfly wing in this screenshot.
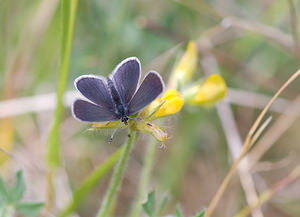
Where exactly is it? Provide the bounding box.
[112,57,141,104]
[72,99,118,122]
[75,75,114,109]
[128,71,164,115]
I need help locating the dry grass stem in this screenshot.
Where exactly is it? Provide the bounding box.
[249,95,300,168]
[204,65,300,217]
[221,17,294,55]
[287,0,300,60]
[234,164,300,217]
[216,102,264,217]
[201,52,264,217]
[248,116,272,151]
[0,88,294,119]
[226,89,292,114]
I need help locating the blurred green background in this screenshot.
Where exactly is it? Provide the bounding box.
[1,0,300,217]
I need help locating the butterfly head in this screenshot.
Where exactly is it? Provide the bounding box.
[121,116,129,125]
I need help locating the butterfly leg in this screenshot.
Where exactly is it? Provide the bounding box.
[109,121,122,144]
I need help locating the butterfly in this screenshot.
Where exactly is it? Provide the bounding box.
[72,57,165,133]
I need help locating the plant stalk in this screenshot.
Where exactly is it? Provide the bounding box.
[96,129,138,217]
[129,137,157,217]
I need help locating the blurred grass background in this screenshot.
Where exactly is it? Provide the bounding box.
[1,0,300,217]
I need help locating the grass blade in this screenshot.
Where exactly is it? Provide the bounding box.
[47,0,78,168]
[96,129,138,217]
[58,146,125,217]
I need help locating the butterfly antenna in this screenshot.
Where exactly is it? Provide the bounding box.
[128,117,152,127]
[105,121,112,126]
[109,121,122,144]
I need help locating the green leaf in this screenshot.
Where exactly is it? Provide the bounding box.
[58,146,125,217]
[195,209,206,217]
[15,202,44,217]
[176,205,183,217]
[0,177,9,206]
[9,170,25,203]
[157,195,168,216]
[142,191,155,217]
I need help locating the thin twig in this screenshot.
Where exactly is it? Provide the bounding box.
[287,0,300,61]
[201,52,264,217]
[249,95,300,168]
[226,89,292,114]
[0,88,294,119]
[234,164,300,217]
[205,68,300,217]
[221,16,294,55]
[216,102,264,217]
[0,147,14,159]
[248,116,272,150]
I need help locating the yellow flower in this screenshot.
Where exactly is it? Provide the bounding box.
[169,40,198,89]
[156,89,184,118]
[140,89,184,120]
[93,121,125,129]
[134,121,168,142]
[186,74,227,105]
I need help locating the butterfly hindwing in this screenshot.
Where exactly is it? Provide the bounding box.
[72,99,118,122]
[128,71,164,115]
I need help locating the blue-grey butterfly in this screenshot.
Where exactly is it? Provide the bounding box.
[72,57,165,142]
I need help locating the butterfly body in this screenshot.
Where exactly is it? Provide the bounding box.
[107,77,129,125]
[72,57,164,126]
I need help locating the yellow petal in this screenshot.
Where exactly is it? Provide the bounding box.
[188,74,227,105]
[92,121,124,129]
[156,89,184,118]
[138,97,164,119]
[162,88,181,100]
[169,40,198,89]
[141,89,184,120]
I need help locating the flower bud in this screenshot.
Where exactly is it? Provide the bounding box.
[169,40,198,89]
[185,74,227,105]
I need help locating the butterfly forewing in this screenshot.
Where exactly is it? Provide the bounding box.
[128,71,164,115]
[72,99,118,122]
[75,75,114,109]
[112,57,141,104]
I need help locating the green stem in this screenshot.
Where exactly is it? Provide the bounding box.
[45,0,77,213]
[58,145,125,217]
[129,137,157,217]
[1,206,14,217]
[96,129,138,217]
[47,0,78,168]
